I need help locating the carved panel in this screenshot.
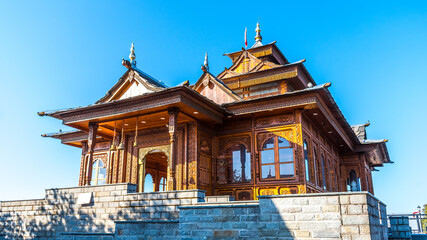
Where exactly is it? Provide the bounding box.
[255,114,294,128]
[218,135,251,153]
[94,141,111,151]
[199,153,211,194]
[236,190,252,201]
[218,119,252,133]
[187,123,197,190]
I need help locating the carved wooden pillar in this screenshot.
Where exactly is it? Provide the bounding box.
[79,142,88,186]
[85,122,98,185]
[167,108,179,191]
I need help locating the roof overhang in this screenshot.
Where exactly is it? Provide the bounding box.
[220,60,315,89]
[40,86,228,136]
[223,83,357,151]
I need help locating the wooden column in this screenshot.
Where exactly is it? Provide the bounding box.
[79,142,88,186]
[167,108,179,191]
[85,122,98,185]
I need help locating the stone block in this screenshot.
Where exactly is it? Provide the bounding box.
[240,230,258,237]
[351,234,372,240]
[302,205,322,213]
[259,229,277,237]
[316,213,341,221]
[340,195,350,204]
[322,205,339,213]
[309,196,327,205]
[293,230,311,237]
[348,205,363,215]
[213,230,238,237]
[295,213,316,221]
[312,230,341,238]
[193,230,213,237]
[342,225,359,234]
[279,206,302,213]
[350,195,367,204]
[342,215,369,225]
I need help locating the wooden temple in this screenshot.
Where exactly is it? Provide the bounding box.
[39,25,391,200]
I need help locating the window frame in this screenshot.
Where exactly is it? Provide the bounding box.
[260,136,295,181]
[226,143,252,183]
[91,158,106,186]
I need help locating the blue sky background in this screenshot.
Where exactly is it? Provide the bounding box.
[0,1,426,214]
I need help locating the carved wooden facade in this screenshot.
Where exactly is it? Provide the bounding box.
[42,38,391,200]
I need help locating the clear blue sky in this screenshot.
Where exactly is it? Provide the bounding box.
[0,1,425,214]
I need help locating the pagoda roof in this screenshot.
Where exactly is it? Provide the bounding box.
[223,41,289,65]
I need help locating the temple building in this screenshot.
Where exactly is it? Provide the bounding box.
[39,24,391,201]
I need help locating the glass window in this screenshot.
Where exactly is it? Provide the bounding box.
[321,154,326,190]
[260,136,294,180]
[313,147,318,186]
[347,170,360,192]
[261,165,275,179]
[91,159,106,186]
[227,144,251,183]
[278,148,293,163]
[263,138,275,149]
[279,163,294,178]
[261,149,275,164]
[303,141,311,182]
[159,177,166,192]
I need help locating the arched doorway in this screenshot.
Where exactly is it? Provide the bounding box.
[138,147,169,192]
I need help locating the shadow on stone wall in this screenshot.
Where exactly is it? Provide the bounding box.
[0,189,108,239]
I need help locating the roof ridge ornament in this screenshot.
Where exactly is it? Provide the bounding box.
[204,52,209,72]
[129,43,136,67]
[255,22,262,44]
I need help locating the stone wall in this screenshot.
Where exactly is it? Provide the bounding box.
[0,184,387,240]
[389,216,412,239]
[0,183,203,239]
[178,192,388,239]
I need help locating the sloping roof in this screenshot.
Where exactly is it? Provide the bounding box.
[193,71,241,104]
[96,68,167,104]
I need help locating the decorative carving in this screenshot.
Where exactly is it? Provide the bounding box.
[279,187,291,195]
[255,114,294,128]
[236,190,252,201]
[94,141,110,151]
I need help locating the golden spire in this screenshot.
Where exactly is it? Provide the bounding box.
[255,22,262,43]
[129,43,136,67]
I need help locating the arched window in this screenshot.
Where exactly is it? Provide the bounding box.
[261,136,294,180]
[144,174,154,192]
[321,154,326,190]
[159,177,166,192]
[303,140,310,182]
[226,144,251,183]
[91,159,106,185]
[347,169,360,192]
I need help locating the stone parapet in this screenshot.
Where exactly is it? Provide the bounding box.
[0,186,387,239]
[178,191,388,239]
[0,183,204,239]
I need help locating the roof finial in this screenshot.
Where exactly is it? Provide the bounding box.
[129,43,136,67]
[255,22,262,43]
[204,52,209,72]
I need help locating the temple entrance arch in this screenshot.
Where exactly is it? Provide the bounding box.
[138,145,170,192]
